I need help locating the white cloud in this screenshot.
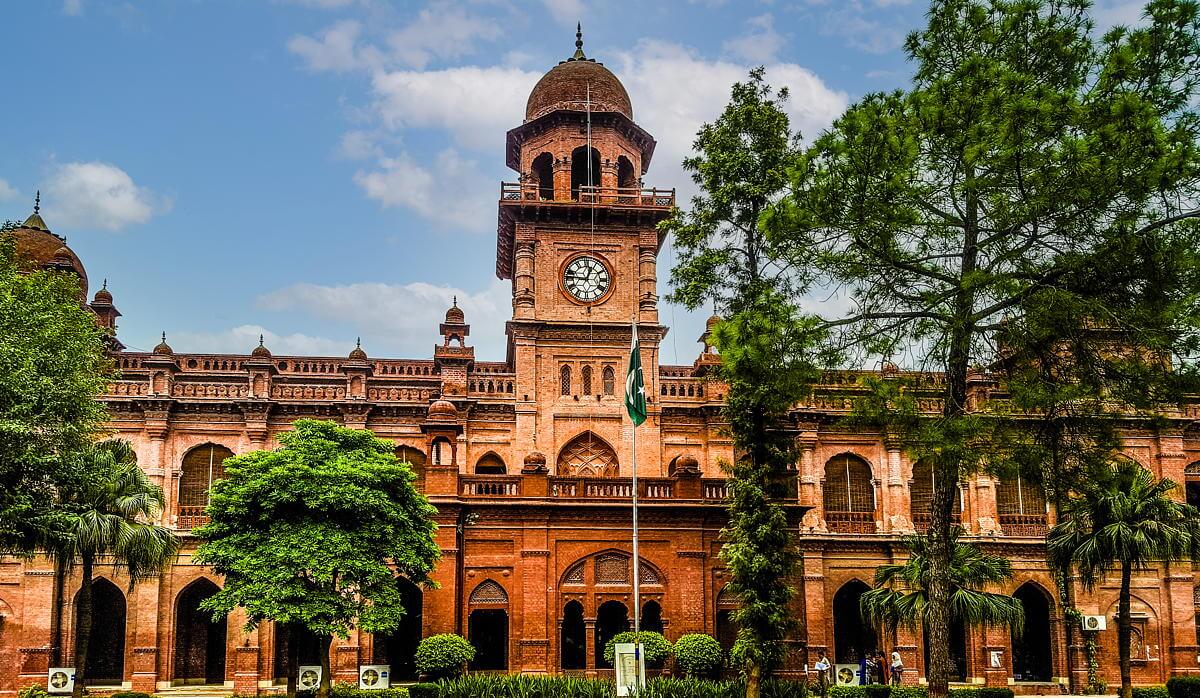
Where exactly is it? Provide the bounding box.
[257,279,513,359]
[288,20,370,73]
[542,0,586,26]
[42,161,168,231]
[370,65,540,151]
[353,148,493,231]
[812,1,909,54]
[170,325,349,357]
[1093,1,1148,28]
[722,14,785,64]
[62,0,83,16]
[0,179,17,202]
[385,4,504,69]
[337,130,381,160]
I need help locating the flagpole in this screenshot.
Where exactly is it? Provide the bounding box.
[631,318,641,696]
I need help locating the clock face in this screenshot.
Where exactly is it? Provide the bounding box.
[563,256,611,303]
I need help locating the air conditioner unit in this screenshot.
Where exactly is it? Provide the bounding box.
[359,665,390,690]
[298,666,322,691]
[1082,615,1107,632]
[47,668,74,695]
[834,664,862,686]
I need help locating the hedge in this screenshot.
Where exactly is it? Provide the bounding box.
[602,631,672,668]
[1170,677,1200,698]
[1134,687,1169,698]
[407,685,439,698]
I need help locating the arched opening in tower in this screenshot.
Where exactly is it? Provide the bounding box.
[595,600,630,669]
[173,578,227,685]
[531,152,554,200]
[561,600,586,671]
[617,155,636,192]
[372,577,423,681]
[571,145,601,200]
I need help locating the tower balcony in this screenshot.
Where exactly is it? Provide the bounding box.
[500,182,674,209]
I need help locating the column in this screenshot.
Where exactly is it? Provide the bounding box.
[884,436,912,534]
[797,427,825,532]
[584,618,597,676]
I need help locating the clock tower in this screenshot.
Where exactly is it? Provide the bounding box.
[496,27,675,476]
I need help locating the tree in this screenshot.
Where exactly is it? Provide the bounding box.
[663,68,823,698]
[769,2,1200,695]
[1047,458,1200,698]
[47,439,179,698]
[195,419,441,698]
[860,528,1025,643]
[0,231,111,554]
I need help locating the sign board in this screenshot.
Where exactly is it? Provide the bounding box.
[359,665,389,689]
[614,642,646,696]
[298,665,322,691]
[47,669,74,695]
[989,650,1004,669]
[835,664,862,686]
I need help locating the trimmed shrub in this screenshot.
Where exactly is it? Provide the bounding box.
[1135,687,1169,698]
[407,684,440,698]
[329,683,409,698]
[674,633,725,678]
[1170,678,1200,698]
[890,687,929,698]
[602,631,672,668]
[414,633,475,680]
[427,674,812,698]
[18,687,51,698]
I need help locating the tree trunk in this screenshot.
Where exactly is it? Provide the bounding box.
[286,623,299,698]
[49,557,67,666]
[746,660,761,698]
[71,553,94,698]
[318,634,334,698]
[1118,561,1133,698]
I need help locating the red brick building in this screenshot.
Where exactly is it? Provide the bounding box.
[3,33,1200,695]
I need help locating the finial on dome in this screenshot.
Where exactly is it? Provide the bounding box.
[259,334,265,346]
[153,331,174,355]
[33,190,40,215]
[162,331,167,343]
[453,295,458,308]
[571,22,587,60]
[356,336,362,349]
[102,279,107,290]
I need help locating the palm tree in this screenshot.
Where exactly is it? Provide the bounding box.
[860,528,1025,666]
[52,440,179,698]
[1047,458,1200,698]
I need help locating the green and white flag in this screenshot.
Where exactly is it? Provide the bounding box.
[625,322,647,426]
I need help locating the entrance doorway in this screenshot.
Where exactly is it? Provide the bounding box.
[595,600,630,669]
[1012,583,1054,682]
[561,601,586,670]
[76,578,126,685]
[373,578,422,681]
[469,609,508,670]
[273,623,322,683]
[833,581,877,663]
[174,579,226,684]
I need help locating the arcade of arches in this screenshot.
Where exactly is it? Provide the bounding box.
[3,28,1199,696]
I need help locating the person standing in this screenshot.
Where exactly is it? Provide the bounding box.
[815,652,832,697]
[890,649,904,686]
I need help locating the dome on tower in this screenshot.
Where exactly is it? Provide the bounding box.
[92,280,113,305]
[153,332,174,355]
[445,299,465,325]
[525,25,632,122]
[251,335,272,358]
[349,337,368,361]
[4,192,89,293]
[427,399,458,421]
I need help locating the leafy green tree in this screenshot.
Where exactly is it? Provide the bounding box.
[47,440,179,698]
[195,419,440,698]
[1048,458,1200,698]
[0,232,111,554]
[860,528,1025,638]
[768,2,1200,694]
[663,68,823,698]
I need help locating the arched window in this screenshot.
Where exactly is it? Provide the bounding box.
[602,366,615,396]
[562,600,586,670]
[570,145,601,200]
[911,458,962,529]
[531,152,554,200]
[582,365,593,395]
[560,365,572,396]
[997,472,1047,535]
[475,452,507,475]
[557,432,618,477]
[617,155,636,190]
[824,454,875,532]
[179,444,233,528]
[431,437,452,466]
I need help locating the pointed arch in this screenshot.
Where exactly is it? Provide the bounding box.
[824,453,875,533]
[531,152,554,200]
[833,579,877,663]
[602,365,616,395]
[1012,582,1054,682]
[75,577,127,684]
[560,364,572,396]
[582,365,593,395]
[468,579,509,606]
[179,444,234,525]
[557,431,618,477]
[570,145,601,200]
[474,452,507,475]
[174,577,226,684]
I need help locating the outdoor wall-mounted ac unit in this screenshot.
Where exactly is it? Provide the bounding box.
[1082,615,1107,631]
[47,668,74,695]
[298,666,322,691]
[359,665,390,690]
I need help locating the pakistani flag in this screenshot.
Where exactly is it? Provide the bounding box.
[626,323,647,426]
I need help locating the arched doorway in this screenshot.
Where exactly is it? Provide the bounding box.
[641,600,663,634]
[923,617,968,682]
[468,580,509,671]
[596,600,630,669]
[76,578,126,685]
[1012,583,1053,682]
[531,152,554,200]
[833,580,877,663]
[273,623,321,683]
[570,145,601,200]
[373,578,422,681]
[561,600,586,671]
[174,578,226,684]
[716,587,739,654]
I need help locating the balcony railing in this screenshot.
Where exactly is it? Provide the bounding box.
[500,183,675,208]
[461,476,522,497]
[549,477,677,500]
[999,513,1048,537]
[826,511,876,534]
[178,505,209,530]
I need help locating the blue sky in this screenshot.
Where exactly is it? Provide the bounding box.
[0,0,1148,364]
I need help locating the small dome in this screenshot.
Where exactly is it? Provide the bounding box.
[22,211,49,232]
[53,246,73,264]
[676,454,700,472]
[427,399,458,421]
[349,338,367,361]
[251,335,272,358]
[445,301,465,325]
[153,332,174,355]
[92,280,113,305]
[525,28,632,122]
[4,225,88,293]
[524,451,547,467]
[706,314,721,330]
[881,361,900,376]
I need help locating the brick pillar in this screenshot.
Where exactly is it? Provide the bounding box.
[892,626,919,685]
[973,474,1002,536]
[1166,562,1200,676]
[584,618,596,677]
[520,537,551,673]
[335,645,359,685]
[553,161,571,201]
[884,439,913,534]
[802,552,828,660]
[797,427,825,532]
[234,646,260,695]
[130,647,157,693]
[981,624,1010,687]
[18,648,51,690]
